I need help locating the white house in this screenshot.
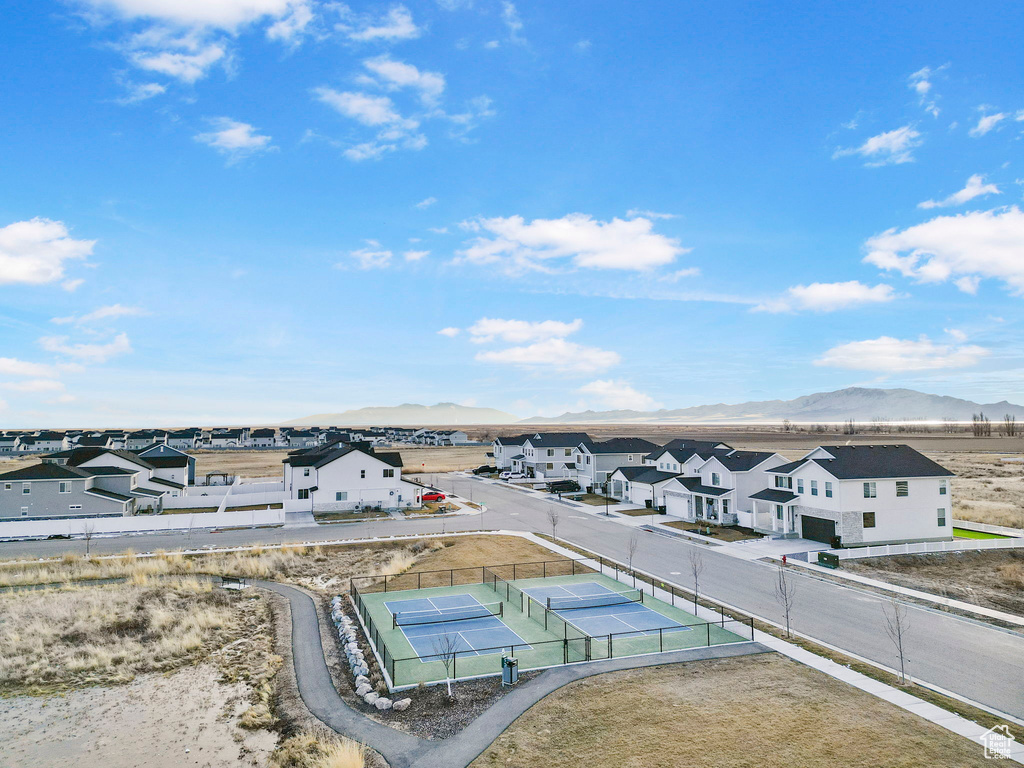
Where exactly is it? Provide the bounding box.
[663,450,787,526]
[250,428,278,448]
[607,467,680,508]
[135,443,196,486]
[283,446,422,512]
[493,434,532,470]
[571,438,659,493]
[751,445,955,545]
[516,433,592,480]
[44,447,181,510]
[644,439,734,473]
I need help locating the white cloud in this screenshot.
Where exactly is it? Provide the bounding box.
[62,278,85,292]
[78,0,305,29]
[437,327,460,337]
[815,335,989,372]
[362,56,445,106]
[833,125,922,166]
[660,267,701,282]
[578,379,660,411]
[52,304,147,325]
[403,249,429,261]
[457,213,688,273]
[347,246,392,269]
[918,174,1001,209]
[428,226,449,234]
[969,112,1006,138]
[908,65,945,117]
[864,206,1024,295]
[501,2,525,44]
[467,318,583,344]
[476,338,620,374]
[39,332,133,363]
[116,81,166,104]
[342,5,420,42]
[0,218,94,286]
[314,89,401,125]
[574,39,591,53]
[415,196,437,209]
[754,281,899,313]
[195,117,275,159]
[266,1,314,43]
[626,209,676,220]
[2,379,65,393]
[130,42,228,83]
[0,358,60,378]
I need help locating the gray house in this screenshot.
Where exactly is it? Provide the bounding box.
[0,463,136,520]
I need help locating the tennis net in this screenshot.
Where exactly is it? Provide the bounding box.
[393,601,503,628]
[547,589,644,611]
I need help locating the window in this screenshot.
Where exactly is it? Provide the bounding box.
[722,498,729,514]
[22,484,30,494]
[547,448,554,457]
[797,479,804,494]
[896,481,909,497]
[712,472,720,486]
[59,482,71,494]
[383,468,394,478]
[547,463,554,470]
[863,482,877,498]
[336,492,348,501]
[3,483,10,490]
[21,507,28,516]
[810,480,818,496]
[360,469,366,479]
[939,480,948,496]
[825,482,833,498]
[297,489,310,500]
[937,508,947,526]
[586,455,591,464]
[564,448,572,457]
[303,468,310,477]
[863,512,876,528]
[69,504,82,510]
[775,504,783,520]
[627,455,633,462]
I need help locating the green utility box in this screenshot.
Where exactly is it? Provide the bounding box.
[817,552,840,569]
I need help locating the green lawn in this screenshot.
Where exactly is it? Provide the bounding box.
[952,527,1011,540]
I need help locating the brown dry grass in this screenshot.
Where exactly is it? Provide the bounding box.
[844,549,1024,616]
[0,578,246,693]
[663,521,765,542]
[470,654,993,768]
[408,534,566,573]
[271,728,365,768]
[926,451,1024,528]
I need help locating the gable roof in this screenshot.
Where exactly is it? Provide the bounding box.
[494,433,533,446]
[143,456,190,468]
[523,432,592,448]
[0,463,91,481]
[85,487,134,502]
[712,450,780,472]
[610,466,679,485]
[49,447,155,471]
[586,437,659,455]
[284,445,395,470]
[750,488,799,504]
[809,445,955,480]
[646,439,734,463]
[667,476,732,496]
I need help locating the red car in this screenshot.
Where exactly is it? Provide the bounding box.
[422,491,446,502]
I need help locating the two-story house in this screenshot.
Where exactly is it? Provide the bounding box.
[492,434,533,470]
[571,438,659,493]
[662,450,787,525]
[0,463,137,520]
[283,445,421,511]
[516,433,592,480]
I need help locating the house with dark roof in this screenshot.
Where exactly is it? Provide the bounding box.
[492,434,534,470]
[570,437,659,492]
[606,466,680,507]
[42,447,180,510]
[517,433,592,480]
[0,462,137,520]
[662,449,787,525]
[250,428,278,448]
[135,442,196,485]
[751,444,955,545]
[283,446,421,511]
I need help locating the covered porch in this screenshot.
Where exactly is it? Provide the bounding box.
[749,488,800,536]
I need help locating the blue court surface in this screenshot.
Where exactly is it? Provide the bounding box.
[384,593,531,663]
[523,581,693,639]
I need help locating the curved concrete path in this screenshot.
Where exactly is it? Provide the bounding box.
[256,579,770,768]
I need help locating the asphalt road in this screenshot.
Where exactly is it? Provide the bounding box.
[2,474,1022,720]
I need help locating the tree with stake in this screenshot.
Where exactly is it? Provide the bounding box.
[626,532,640,572]
[431,633,460,699]
[774,564,797,638]
[688,549,704,613]
[883,597,910,685]
[546,507,560,541]
[82,521,95,557]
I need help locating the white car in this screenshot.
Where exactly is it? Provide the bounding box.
[499,471,526,480]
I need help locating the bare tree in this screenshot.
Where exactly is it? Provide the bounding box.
[626,532,639,572]
[82,521,95,557]
[882,598,910,685]
[546,507,560,541]
[773,564,797,638]
[430,633,461,699]
[1003,414,1018,438]
[781,419,792,433]
[688,549,705,612]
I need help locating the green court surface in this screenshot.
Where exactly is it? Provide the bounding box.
[352,571,751,688]
[952,527,1011,540]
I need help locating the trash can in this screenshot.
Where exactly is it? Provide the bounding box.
[501,655,519,686]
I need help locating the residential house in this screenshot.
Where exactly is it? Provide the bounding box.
[0,435,21,453]
[166,430,199,450]
[44,447,180,510]
[662,450,787,526]
[283,446,421,511]
[0,463,136,520]
[209,429,245,448]
[135,443,197,486]
[513,433,592,480]
[250,428,278,448]
[492,434,532,470]
[752,445,955,545]
[571,438,659,493]
[607,466,680,508]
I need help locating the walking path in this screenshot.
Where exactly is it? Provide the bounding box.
[256,579,769,768]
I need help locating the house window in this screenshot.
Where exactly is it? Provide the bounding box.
[297,489,310,500]
[863,512,876,528]
[825,482,833,498]
[712,472,720,486]
[21,507,28,516]
[896,481,909,497]
[937,508,947,526]
[722,499,729,515]
[547,448,554,457]
[547,463,554,470]
[586,455,591,464]
[564,448,572,457]
[22,485,30,494]
[863,482,877,498]
[797,479,804,494]
[810,480,818,496]
[383,468,394,478]
[303,468,310,477]
[939,480,948,496]
[360,469,366,479]
[3,483,10,490]
[775,504,783,520]
[69,504,82,510]
[336,492,348,501]
[59,482,71,494]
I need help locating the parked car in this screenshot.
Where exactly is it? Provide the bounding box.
[422,491,446,502]
[473,464,498,475]
[499,471,526,480]
[546,480,580,494]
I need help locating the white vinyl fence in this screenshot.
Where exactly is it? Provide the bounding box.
[0,507,286,540]
[952,518,1024,538]
[825,537,1024,560]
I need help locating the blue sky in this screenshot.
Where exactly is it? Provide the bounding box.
[2,0,1024,426]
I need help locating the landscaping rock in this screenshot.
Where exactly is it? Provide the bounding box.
[392,698,411,712]
[355,675,369,686]
[355,684,372,696]
[374,698,392,711]
[363,692,379,705]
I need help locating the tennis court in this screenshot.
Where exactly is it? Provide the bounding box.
[384,593,531,662]
[522,581,693,640]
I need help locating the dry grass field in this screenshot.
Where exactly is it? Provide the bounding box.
[471,654,994,768]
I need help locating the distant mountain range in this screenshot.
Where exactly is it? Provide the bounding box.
[282,402,519,426]
[519,387,1024,425]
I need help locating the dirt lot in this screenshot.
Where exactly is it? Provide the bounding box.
[471,654,994,768]
[843,549,1024,616]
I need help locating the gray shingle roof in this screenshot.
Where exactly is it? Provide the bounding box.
[713,450,779,472]
[668,476,732,496]
[750,488,799,503]
[610,467,679,484]
[587,437,659,454]
[0,463,91,481]
[811,445,954,479]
